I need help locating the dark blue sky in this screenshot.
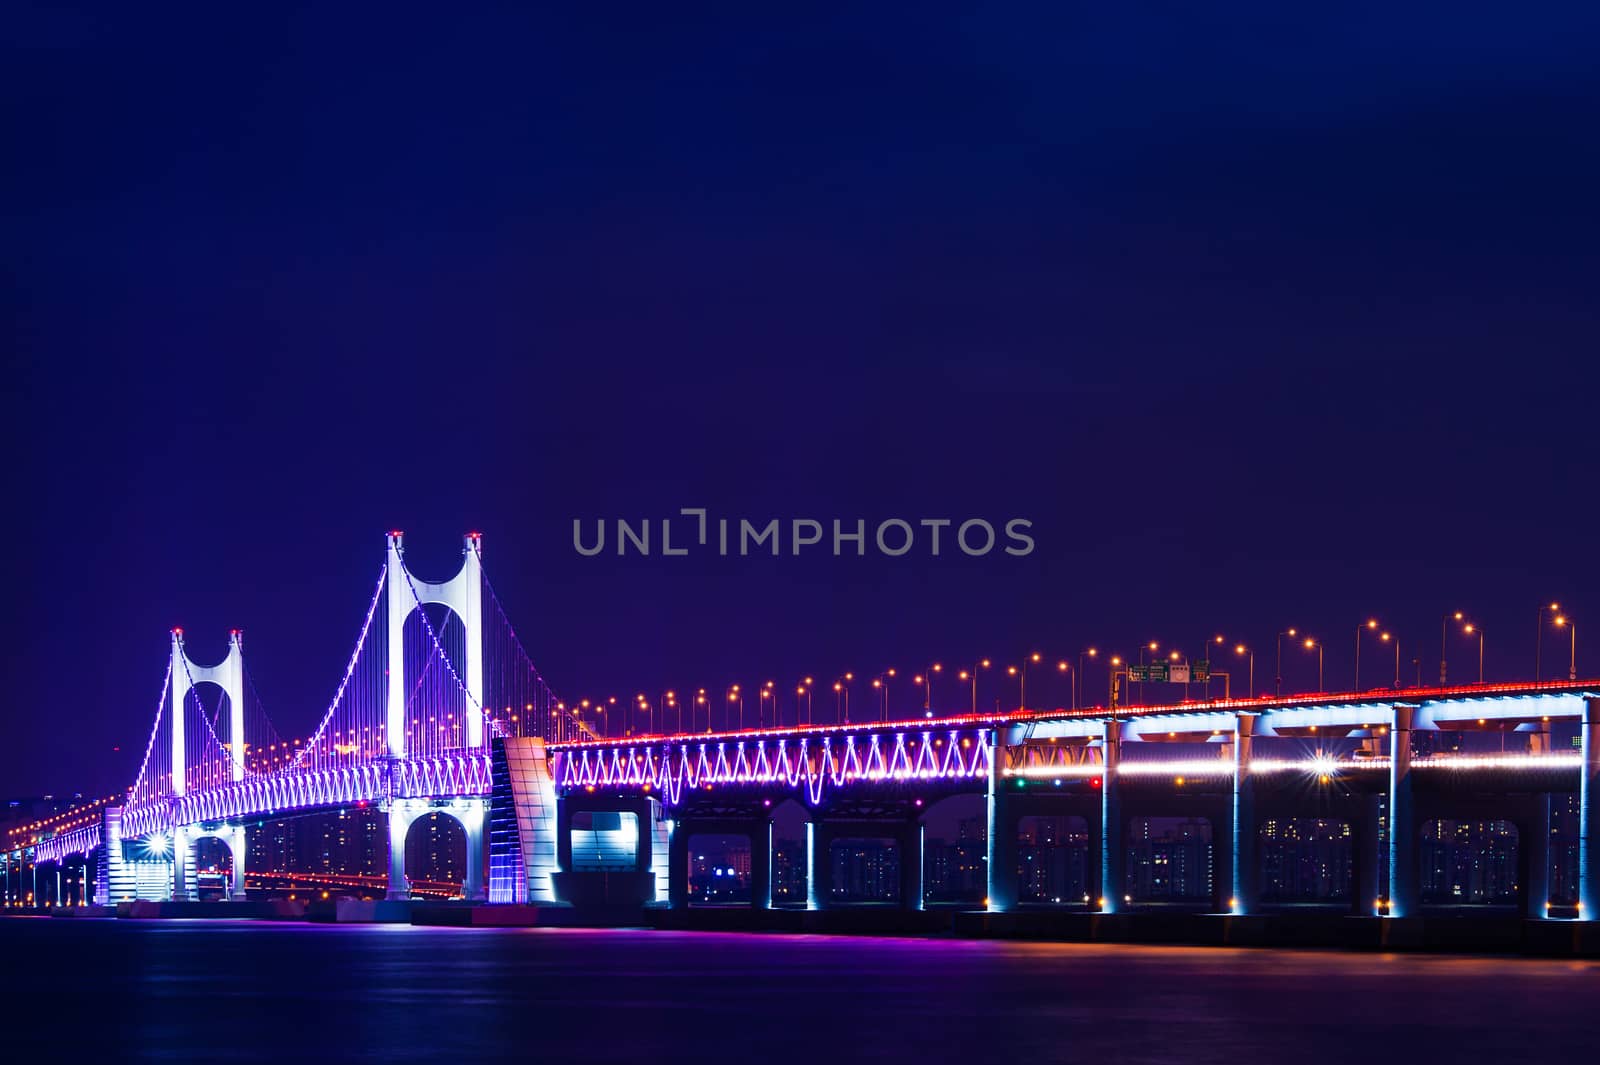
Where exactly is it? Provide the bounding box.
[4,5,1599,795]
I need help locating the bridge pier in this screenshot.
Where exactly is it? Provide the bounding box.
[1387,703,1418,918]
[1099,719,1124,913]
[1231,714,1258,915]
[171,826,195,902]
[1581,698,1599,921]
[806,822,826,910]
[986,726,1023,912]
[751,818,774,910]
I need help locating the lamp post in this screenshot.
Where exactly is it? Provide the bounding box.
[695,690,707,733]
[1016,652,1041,711]
[1108,655,1124,712]
[1440,611,1463,684]
[1460,622,1484,684]
[1537,602,1561,680]
[923,663,942,717]
[871,670,896,722]
[833,673,854,723]
[1303,637,1324,691]
[1555,614,1577,680]
[1077,649,1098,710]
[958,660,991,714]
[728,685,743,731]
[1379,632,1399,686]
[1234,644,1253,698]
[1355,618,1380,692]
[1275,629,1298,696]
[1057,659,1072,710]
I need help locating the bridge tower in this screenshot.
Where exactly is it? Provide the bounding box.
[383,531,488,901]
[168,629,247,901]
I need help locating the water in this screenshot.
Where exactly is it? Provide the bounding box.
[7,919,1598,1063]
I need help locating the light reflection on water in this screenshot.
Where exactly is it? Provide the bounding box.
[6,920,1598,1064]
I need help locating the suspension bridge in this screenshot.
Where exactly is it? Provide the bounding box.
[4,531,1598,928]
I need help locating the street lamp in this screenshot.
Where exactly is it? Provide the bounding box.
[1379,632,1400,686]
[1537,602,1561,680]
[1354,618,1380,692]
[1460,622,1485,684]
[1303,637,1324,691]
[1108,655,1124,711]
[1440,611,1463,684]
[923,663,942,717]
[1016,652,1041,711]
[871,669,897,721]
[1554,614,1577,681]
[695,690,708,733]
[957,660,991,714]
[833,673,854,723]
[728,684,743,731]
[1076,649,1099,710]
[1275,629,1299,696]
[1234,644,1253,699]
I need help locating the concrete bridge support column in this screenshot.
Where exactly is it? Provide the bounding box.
[1099,719,1124,913]
[1581,698,1600,921]
[750,819,773,910]
[461,802,488,903]
[900,821,924,911]
[808,821,831,911]
[1387,704,1417,918]
[667,817,689,908]
[1231,714,1258,915]
[986,725,1022,912]
[1522,795,1551,920]
[171,826,194,902]
[386,804,411,900]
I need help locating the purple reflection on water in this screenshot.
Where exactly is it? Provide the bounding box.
[5,921,1597,1064]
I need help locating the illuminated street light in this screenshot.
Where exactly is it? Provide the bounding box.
[1302,636,1324,691]
[1440,611,1464,684]
[1354,618,1381,692]
[1537,602,1561,681]
[1554,614,1577,681]
[1073,648,1099,710]
[1234,644,1253,699]
[1460,621,1485,684]
[1275,629,1299,696]
[958,660,991,714]
[1379,631,1400,687]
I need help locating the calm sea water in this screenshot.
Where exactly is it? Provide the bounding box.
[5,919,1597,1063]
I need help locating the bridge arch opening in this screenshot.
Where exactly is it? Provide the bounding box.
[1017,814,1091,906]
[923,794,985,907]
[193,836,235,901]
[1258,817,1354,905]
[825,835,901,904]
[403,811,469,897]
[685,833,751,905]
[770,799,809,907]
[1420,818,1519,907]
[1124,816,1215,907]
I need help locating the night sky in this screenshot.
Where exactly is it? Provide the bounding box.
[5,6,1599,797]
